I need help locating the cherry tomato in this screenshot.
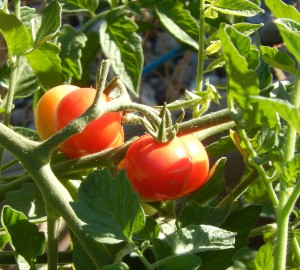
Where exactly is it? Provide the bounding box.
[124,134,209,201]
[124,134,193,201]
[34,85,79,140]
[178,134,209,197]
[56,88,123,158]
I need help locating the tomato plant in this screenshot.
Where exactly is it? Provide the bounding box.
[124,133,209,201]
[0,0,300,269]
[34,85,79,140]
[56,88,124,158]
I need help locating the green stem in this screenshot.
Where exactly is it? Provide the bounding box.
[290,235,300,266]
[248,223,277,238]
[196,121,236,141]
[218,169,258,208]
[14,0,21,19]
[46,207,61,270]
[275,67,300,270]
[195,0,205,93]
[238,129,279,207]
[80,5,127,33]
[176,108,232,136]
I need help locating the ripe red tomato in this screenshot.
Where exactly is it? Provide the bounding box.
[178,134,209,197]
[34,85,79,140]
[124,134,209,202]
[56,88,123,158]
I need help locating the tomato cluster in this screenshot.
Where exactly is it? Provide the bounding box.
[35,85,209,201]
[34,85,124,158]
[124,134,209,201]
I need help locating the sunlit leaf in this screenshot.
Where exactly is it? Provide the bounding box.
[275,18,300,63]
[0,10,31,55]
[155,0,199,50]
[255,241,274,270]
[100,10,143,96]
[219,24,259,110]
[260,45,296,74]
[265,0,300,23]
[211,0,263,17]
[25,42,63,89]
[281,154,300,187]
[167,225,236,254]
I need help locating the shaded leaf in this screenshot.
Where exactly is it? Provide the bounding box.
[25,42,63,89]
[155,1,199,50]
[71,169,145,244]
[100,11,143,95]
[250,96,300,135]
[177,201,231,228]
[1,206,46,266]
[159,254,201,270]
[58,24,87,80]
[60,0,98,13]
[0,10,31,55]
[5,183,46,221]
[35,1,62,48]
[189,158,226,205]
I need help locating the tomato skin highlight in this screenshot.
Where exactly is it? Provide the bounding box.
[178,134,209,197]
[124,134,192,202]
[34,85,79,140]
[55,88,123,158]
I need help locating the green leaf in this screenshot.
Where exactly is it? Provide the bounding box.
[34,1,62,48]
[189,158,226,205]
[155,1,199,50]
[60,0,98,13]
[25,42,63,89]
[200,205,261,269]
[178,201,230,228]
[233,23,263,36]
[134,216,160,241]
[211,0,263,17]
[250,96,300,135]
[5,183,46,222]
[74,31,100,85]
[71,169,145,244]
[206,136,236,157]
[58,24,87,80]
[107,0,119,8]
[275,18,300,63]
[0,229,9,249]
[219,24,259,110]
[281,154,300,187]
[167,224,236,254]
[100,11,143,96]
[260,45,296,74]
[0,10,31,55]
[245,177,269,203]
[265,0,300,23]
[255,241,274,270]
[1,206,46,265]
[159,254,202,270]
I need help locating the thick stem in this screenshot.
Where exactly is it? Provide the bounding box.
[275,67,300,270]
[46,207,61,270]
[195,0,205,93]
